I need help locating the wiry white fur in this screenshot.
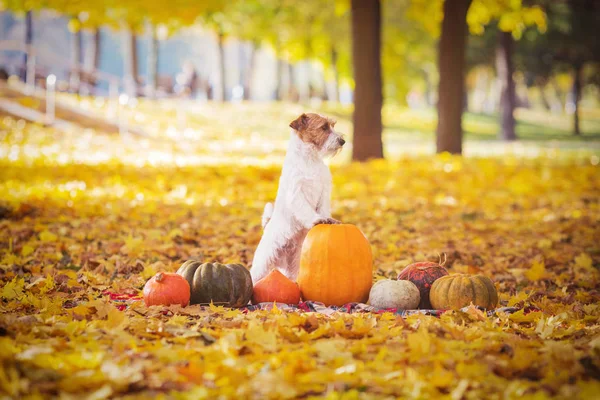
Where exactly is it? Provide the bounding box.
[251,128,343,283]
[261,202,274,228]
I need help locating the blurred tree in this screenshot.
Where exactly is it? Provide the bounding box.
[549,0,600,135]
[351,0,383,161]
[513,0,599,135]
[146,23,158,98]
[410,0,546,153]
[69,16,83,92]
[25,0,224,96]
[90,28,101,74]
[60,3,113,88]
[227,0,282,100]
[436,0,471,154]
[1,2,36,80]
[388,0,437,104]
[496,30,516,140]
[24,10,33,80]
[491,2,546,140]
[201,11,230,102]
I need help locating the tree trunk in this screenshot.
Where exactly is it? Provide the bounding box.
[84,28,101,93]
[243,41,258,100]
[436,0,472,154]
[351,0,383,161]
[131,33,139,84]
[275,58,283,100]
[90,28,101,72]
[538,82,551,110]
[422,69,433,107]
[70,25,83,93]
[22,10,33,81]
[331,47,340,102]
[572,62,582,135]
[288,62,299,102]
[551,79,565,112]
[496,31,517,141]
[122,27,138,97]
[305,63,313,102]
[147,25,158,98]
[320,68,328,101]
[217,31,226,102]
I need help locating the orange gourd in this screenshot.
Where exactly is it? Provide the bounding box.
[252,269,301,305]
[143,272,190,307]
[298,224,373,306]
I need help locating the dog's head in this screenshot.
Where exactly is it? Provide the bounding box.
[289,113,345,157]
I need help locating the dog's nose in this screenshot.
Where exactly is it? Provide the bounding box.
[338,138,346,146]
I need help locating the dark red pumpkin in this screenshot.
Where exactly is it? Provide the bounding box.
[397,262,448,309]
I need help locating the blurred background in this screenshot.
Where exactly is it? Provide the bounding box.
[0,0,599,164]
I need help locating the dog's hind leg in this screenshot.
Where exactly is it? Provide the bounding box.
[251,228,285,283]
[262,203,274,228]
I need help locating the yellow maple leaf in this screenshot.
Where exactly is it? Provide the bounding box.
[407,328,432,360]
[38,275,56,295]
[509,309,543,323]
[507,291,529,307]
[167,228,183,239]
[122,234,144,256]
[21,245,34,257]
[208,302,226,313]
[524,259,548,281]
[430,363,455,388]
[39,230,58,242]
[105,307,127,329]
[574,253,593,271]
[244,322,278,352]
[1,277,24,300]
[536,238,553,249]
[1,253,18,265]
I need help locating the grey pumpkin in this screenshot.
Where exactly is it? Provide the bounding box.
[176,261,253,307]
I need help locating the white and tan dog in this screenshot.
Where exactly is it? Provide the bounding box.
[251,113,345,283]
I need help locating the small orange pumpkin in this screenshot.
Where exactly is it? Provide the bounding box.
[143,272,190,307]
[298,224,373,306]
[252,269,301,305]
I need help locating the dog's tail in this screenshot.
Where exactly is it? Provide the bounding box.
[261,202,274,228]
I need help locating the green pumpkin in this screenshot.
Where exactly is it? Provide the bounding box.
[176,261,253,307]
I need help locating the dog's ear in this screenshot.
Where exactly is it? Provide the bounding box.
[290,113,308,131]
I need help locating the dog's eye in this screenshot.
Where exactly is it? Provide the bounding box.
[321,125,329,131]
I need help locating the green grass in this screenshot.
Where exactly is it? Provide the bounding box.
[4,80,600,161]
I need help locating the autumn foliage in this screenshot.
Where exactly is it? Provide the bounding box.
[0,118,599,399]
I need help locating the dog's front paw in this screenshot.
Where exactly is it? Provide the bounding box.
[313,217,341,226]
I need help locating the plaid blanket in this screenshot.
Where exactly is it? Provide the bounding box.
[104,291,520,317]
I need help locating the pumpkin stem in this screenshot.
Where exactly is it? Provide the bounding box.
[155,272,164,282]
[437,252,447,266]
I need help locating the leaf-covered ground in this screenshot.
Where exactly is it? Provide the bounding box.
[1,114,600,399]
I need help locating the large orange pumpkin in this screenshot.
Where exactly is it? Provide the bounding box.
[298,224,373,306]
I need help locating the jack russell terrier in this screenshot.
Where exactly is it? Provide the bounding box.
[251,113,345,283]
